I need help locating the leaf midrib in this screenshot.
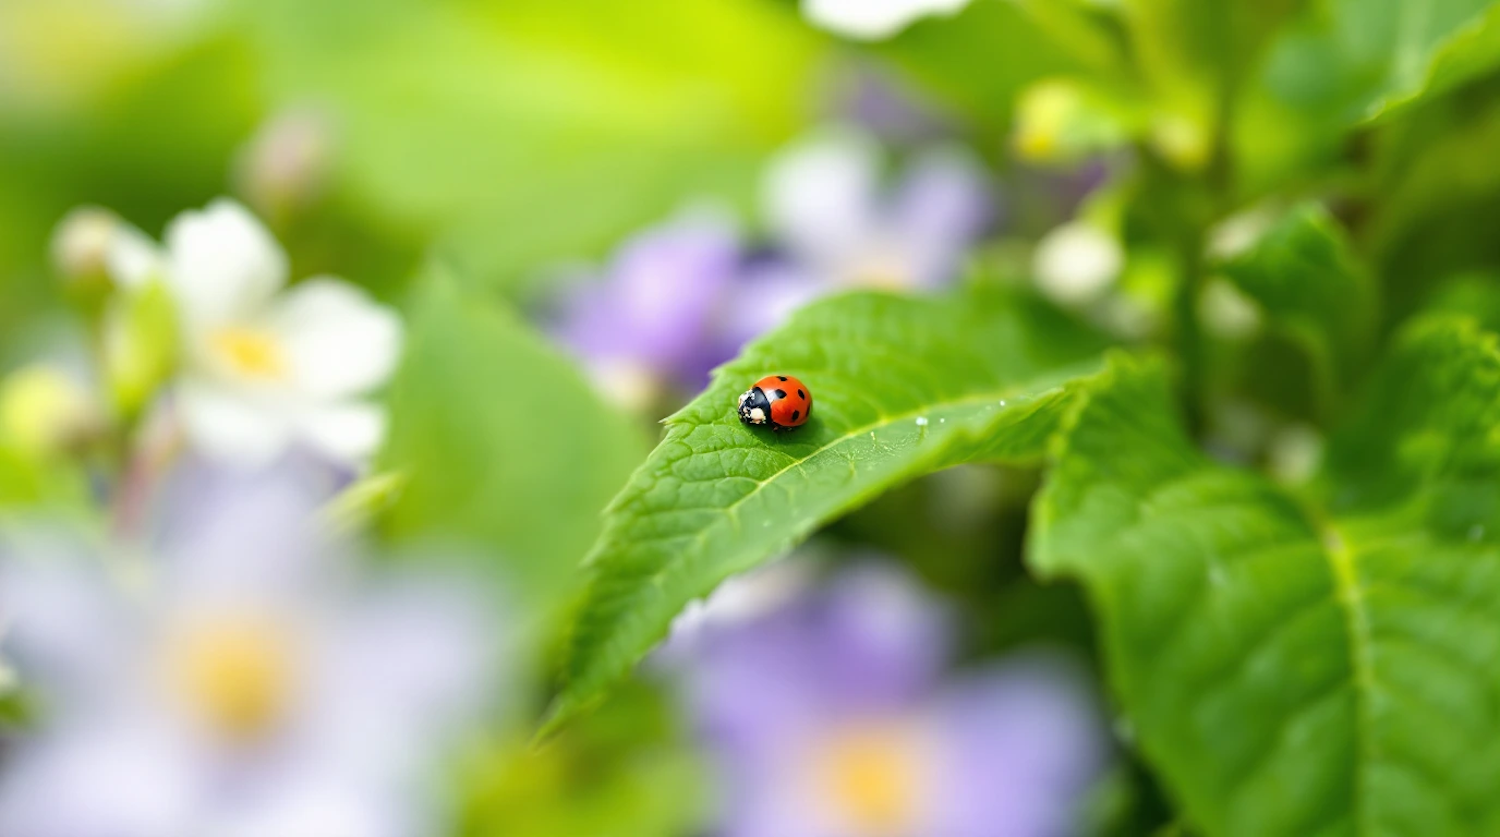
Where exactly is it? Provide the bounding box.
[644,383,1063,583]
[1323,523,1377,836]
[573,380,1072,700]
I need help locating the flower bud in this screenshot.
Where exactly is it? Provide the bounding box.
[235,108,335,220]
[1033,220,1123,305]
[50,207,119,292]
[0,364,102,458]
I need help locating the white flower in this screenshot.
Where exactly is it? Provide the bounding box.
[1032,220,1123,305]
[762,126,991,292]
[50,206,159,288]
[0,465,502,837]
[107,199,401,467]
[1198,277,1263,340]
[802,0,972,40]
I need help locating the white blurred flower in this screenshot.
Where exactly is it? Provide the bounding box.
[1032,220,1123,305]
[1206,204,1279,261]
[0,466,501,837]
[106,199,401,467]
[50,206,158,289]
[1198,277,1263,340]
[762,127,992,292]
[802,0,972,40]
[1268,424,1323,486]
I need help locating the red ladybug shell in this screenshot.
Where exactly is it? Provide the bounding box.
[754,374,812,428]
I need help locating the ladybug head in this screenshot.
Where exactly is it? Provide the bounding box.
[738,386,773,426]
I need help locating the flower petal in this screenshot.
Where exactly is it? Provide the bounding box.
[0,719,202,837]
[165,199,288,328]
[177,380,294,467]
[801,0,972,40]
[762,127,884,272]
[297,401,386,465]
[105,223,167,291]
[271,278,402,399]
[890,146,994,287]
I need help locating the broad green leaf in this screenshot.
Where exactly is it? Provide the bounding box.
[1366,101,1500,294]
[547,289,1106,730]
[1421,273,1500,335]
[1217,203,1377,412]
[1237,0,1500,191]
[1032,321,1500,836]
[379,269,647,600]
[246,0,821,287]
[1365,2,1500,122]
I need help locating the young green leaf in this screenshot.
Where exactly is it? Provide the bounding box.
[246,0,821,286]
[1217,203,1377,411]
[1239,0,1500,188]
[380,269,648,600]
[548,290,1106,730]
[1364,2,1500,123]
[1032,320,1500,836]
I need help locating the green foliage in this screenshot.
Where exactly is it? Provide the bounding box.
[245,0,822,289]
[1238,0,1500,189]
[1217,203,1377,411]
[379,269,647,601]
[0,445,89,514]
[547,289,1107,729]
[103,280,178,421]
[1031,321,1500,836]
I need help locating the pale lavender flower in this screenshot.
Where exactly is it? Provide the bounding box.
[677,564,1108,837]
[550,211,743,401]
[0,464,502,837]
[761,126,994,293]
[550,130,994,407]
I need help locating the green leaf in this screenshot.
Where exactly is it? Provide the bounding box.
[247,0,821,286]
[1032,322,1500,836]
[104,280,179,421]
[1217,203,1377,412]
[547,289,1106,731]
[1364,1,1500,122]
[1237,0,1500,190]
[379,268,647,600]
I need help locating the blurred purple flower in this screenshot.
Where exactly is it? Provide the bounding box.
[549,128,995,407]
[762,126,994,292]
[676,563,1108,837]
[549,211,743,400]
[0,464,503,837]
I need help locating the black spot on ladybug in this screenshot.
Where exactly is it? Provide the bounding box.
[778,376,787,381]
[797,389,805,400]
[774,389,787,400]
[791,409,800,422]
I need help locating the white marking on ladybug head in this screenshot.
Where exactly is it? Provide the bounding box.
[738,390,749,407]
[749,407,766,424]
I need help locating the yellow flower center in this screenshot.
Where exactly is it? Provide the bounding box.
[166,616,293,740]
[815,721,925,834]
[849,247,914,290]
[211,327,287,380]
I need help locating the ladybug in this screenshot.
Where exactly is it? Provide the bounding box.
[738,374,812,431]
